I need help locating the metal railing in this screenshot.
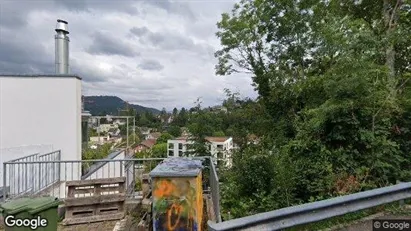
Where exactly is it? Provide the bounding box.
[2,155,222,222]
[207,182,411,231]
[3,150,61,199]
[209,157,222,222]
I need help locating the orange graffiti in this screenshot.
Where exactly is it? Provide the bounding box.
[154,180,175,198]
[153,177,203,231]
[167,203,183,230]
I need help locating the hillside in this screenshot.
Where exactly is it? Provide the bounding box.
[83,96,160,115]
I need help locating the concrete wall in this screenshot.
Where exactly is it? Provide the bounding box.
[0,75,82,184]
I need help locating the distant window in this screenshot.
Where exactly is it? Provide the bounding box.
[168,143,174,149]
[179,151,183,156]
[178,143,183,150]
[168,150,174,156]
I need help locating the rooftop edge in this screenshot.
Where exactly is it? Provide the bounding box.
[0,74,82,80]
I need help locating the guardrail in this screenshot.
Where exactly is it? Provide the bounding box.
[3,150,61,199]
[3,156,222,223]
[207,182,411,231]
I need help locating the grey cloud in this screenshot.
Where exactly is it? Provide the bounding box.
[0,6,27,29]
[0,37,53,74]
[129,26,214,57]
[129,27,149,36]
[53,0,139,15]
[138,59,164,71]
[87,32,139,57]
[70,60,107,83]
[142,0,196,21]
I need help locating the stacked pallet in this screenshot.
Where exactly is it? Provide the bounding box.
[63,177,126,225]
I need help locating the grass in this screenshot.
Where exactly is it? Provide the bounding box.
[285,199,411,231]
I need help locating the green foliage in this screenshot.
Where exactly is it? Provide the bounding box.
[82,143,113,172]
[157,133,173,144]
[88,128,98,137]
[152,143,168,158]
[212,131,225,137]
[214,0,411,221]
[167,125,182,137]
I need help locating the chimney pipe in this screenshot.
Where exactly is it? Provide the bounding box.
[55,19,70,74]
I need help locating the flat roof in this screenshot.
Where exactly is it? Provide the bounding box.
[0,74,82,80]
[149,157,203,178]
[205,136,231,143]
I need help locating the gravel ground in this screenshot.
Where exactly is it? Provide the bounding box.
[57,220,118,231]
[332,215,411,231]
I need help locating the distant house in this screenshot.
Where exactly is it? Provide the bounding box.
[166,136,234,168]
[139,127,152,136]
[134,139,157,153]
[89,135,110,144]
[205,137,234,168]
[113,119,126,126]
[108,128,120,137]
[210,106,228,113]
[181,127,191,137]
[167,137,193,157]
[145,132,161,140]
[247,134,260,145]
[97,124,118,133]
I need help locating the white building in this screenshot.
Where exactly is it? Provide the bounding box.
[0,19,92,197]
[0,74,83,186]
[205,137,234,168]
[113,119,126,126]
[167,136,234,167]
[167,137,194,157]
[97,124,118,133]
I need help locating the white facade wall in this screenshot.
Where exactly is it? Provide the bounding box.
[0,76,82,185]
[209,137,234,168]
[167,139,193,157]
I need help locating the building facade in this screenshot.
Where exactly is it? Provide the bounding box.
[167,136,234,168]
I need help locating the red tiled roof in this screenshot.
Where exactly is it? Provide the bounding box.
[149,132,162,139]
[140,139,157,148]
[174,136,189,141]
[205,137,231,143]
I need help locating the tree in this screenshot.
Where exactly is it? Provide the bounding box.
[152,143,168,158]
[215,0,411,220]
[173,107,188,127]
[168,125,182,137]
[212,131,225,137]
[157,133,173,144]
[172,107,178,116]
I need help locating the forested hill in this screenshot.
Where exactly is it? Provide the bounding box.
[83,96,160,115]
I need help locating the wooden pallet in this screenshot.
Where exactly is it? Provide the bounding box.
[63,177,126,225]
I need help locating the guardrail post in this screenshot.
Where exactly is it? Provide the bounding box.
[3,162,7,202]
[398,180,405,207]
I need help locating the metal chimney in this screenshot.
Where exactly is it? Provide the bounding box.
[55,19,70,74]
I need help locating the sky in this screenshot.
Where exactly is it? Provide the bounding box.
[0,0,258,110]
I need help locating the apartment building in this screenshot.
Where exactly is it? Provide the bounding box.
[167,136,234,167]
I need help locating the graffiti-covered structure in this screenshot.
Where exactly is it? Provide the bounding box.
[150,157,203,231]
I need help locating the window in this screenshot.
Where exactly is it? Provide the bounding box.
[178,143,183,150]
[168,150,174,156]
[217,145,223,151]
[179,151,183,156]
[168,143,174,149]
